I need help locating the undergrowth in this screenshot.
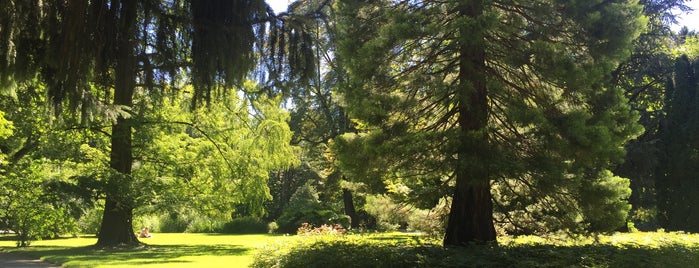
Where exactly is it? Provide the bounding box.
[252,231,699,268]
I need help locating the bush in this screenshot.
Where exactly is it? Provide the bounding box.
[276,183,348,233]
[220,216,268,234]
[297,223,346,236]
[267,221,279,234]
[78,206,103,235]
[364,195,447,234]
[252,235,469,268]
[133,214,160,233]
[277,209,345,234]
[186,217,224,233]
[158,213,189,233]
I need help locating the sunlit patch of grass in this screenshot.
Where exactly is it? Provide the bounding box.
[1,233,294,268]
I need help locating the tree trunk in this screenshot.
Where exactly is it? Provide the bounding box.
[342,188,359,228]
[443,0,496,246]
[96,0,139,247]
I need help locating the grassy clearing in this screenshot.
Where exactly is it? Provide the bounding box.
[2,231,699,267]
[0,233,294,267]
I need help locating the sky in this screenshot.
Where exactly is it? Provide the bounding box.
[265,0,699,31]
[674,0,699,31]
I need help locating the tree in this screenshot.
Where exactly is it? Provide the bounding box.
[0,0,322,246]
[262,0,367,228]
[335,0,645,245]
[0,87,102,246]
[132,84,298,223]
[612,0,689,230]
[656,55,699,232]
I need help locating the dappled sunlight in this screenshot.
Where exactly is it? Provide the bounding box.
[1,233,295,268]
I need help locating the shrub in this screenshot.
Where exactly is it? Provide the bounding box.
[133,214,160,233]
[78,206,103,235]
[364,195,447,234]
[253,233,699,268]
[267,221,279,234]
[186,217,224,233]
[252,235,471,268]
[297,223,345,236]
[158,213,189,233]
[220,216,268,234]
[277,209,345,234]
[276,183,348,233]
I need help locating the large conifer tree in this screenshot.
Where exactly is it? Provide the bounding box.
[335,0,645,245]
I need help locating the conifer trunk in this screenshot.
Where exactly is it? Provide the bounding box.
[96,0,139,247]
[342,188,359,228]
[443,0,496,246]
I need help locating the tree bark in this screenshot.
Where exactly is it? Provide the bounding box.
[96,0,139,247]
[443,0,497,246]
[342,188,359,228]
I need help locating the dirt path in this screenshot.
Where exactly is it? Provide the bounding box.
[0,252,61,268]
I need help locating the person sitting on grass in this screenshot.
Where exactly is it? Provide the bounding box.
[139,227,152,238]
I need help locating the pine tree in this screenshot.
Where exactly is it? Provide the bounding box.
[335,0,645,245]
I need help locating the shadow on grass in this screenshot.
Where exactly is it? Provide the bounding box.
[431,243,699,267]
[26,244,250,266]
[0,234,97,242]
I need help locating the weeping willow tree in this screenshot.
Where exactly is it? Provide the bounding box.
[0,0,321,246]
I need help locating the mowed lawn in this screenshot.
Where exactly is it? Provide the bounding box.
[0,233,295,267]
[2,231,699,267]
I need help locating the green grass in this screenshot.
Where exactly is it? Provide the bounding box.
[254,231,699,267]
[2,231,699,267]
[0,233,294,267]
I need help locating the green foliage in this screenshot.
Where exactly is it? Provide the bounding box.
[656,55,699,232]
[1,160,79,246]
[276,183,347,233]
[0,110,12,139]
[131,84,299,227]
[363,195,448,235]
[149,211,225,233]
[77,206,104,235]
[334,0,646,241]
[253,232,699,268]
[0,89,102,246]
[220,216,269,234]
[156,213,189,233]
[579,170,632,233]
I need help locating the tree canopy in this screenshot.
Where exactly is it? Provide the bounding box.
[2,0,696,249]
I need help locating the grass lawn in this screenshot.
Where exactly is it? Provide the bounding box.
[0,233,295,267]
[2,231,699,267]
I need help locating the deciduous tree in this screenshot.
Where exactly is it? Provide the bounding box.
[0,0,321,246]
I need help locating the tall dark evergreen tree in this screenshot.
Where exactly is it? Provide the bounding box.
[656,55,699,232]
[335,0,645,245]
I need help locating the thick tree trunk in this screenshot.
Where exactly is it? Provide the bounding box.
[342,188,359,228]
[96,0,139,247]
[443,0,496,246]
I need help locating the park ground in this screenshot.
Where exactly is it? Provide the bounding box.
[1,232,699,267]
